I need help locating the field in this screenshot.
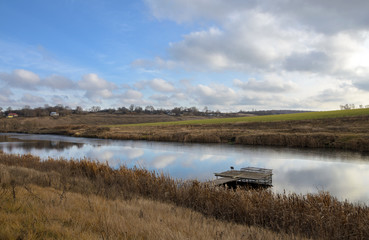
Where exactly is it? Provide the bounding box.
[110,108,369,126]
[2,109,369,152]
[1,152,368,239]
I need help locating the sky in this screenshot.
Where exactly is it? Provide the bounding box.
[1,0,369,112]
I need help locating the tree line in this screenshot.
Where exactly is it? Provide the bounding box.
[339,104,369,110]
[0,104,222,118]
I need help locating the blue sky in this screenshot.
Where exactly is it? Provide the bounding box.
[1,0,369,111]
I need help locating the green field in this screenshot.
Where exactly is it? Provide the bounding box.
[110,108,369,127]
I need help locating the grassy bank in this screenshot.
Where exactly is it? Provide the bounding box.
[1,152,368,239]
[110,108,369,127]
[1,109,369,152]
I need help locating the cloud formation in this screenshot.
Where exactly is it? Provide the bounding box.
[137,0,369,110]
[2,1,369,111]
[234,79,296,93]
[135,78,176,92]
[78,73,117,102]
[0,69,41,89]
[43,75,76,90]
[143,1,369,78]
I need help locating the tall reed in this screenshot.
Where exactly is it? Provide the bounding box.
[1,152,368,239]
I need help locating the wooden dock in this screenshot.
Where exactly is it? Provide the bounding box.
[211,167,273,188]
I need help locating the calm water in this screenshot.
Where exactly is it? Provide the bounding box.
[1,133,369,204]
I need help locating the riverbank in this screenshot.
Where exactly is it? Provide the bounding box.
[1,152,367,239]
[1,110,369,152]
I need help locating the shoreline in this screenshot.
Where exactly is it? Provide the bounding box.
[1,152,367,239]
[1,114,369,153]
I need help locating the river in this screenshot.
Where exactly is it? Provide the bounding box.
[1,133,368,204]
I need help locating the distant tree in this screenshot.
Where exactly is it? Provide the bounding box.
[189,106,199,115]
[90,106,101,112]
[59,106,72,116]
[145,105,155,113]
[75,106,83,114]
[129,104,135,112]
[134,106,143,113]
[118,106,129,114]
[22,105,34,117]
[172,107,182,116]
[340,104,351,110]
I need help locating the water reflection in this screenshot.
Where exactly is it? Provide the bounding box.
[1,133,368,204]
[0,134,84,152]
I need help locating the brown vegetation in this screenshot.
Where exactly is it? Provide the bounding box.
[1,152,368,239]
[1,184,295,240]
[0,113,213,130]
[1,114,369,152]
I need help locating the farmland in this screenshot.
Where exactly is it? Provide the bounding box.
[111,108,369,126]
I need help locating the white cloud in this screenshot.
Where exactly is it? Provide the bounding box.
[21,93,45,103]
[150,78,176,92]
[144,9,318,72]
[78,73,116,102]
[140,0,369,110]
[234,78,296,93]
[145,0,369,33]
[122,89,143,100]
[143,1,369,77]
[0,88,12,104]
[43,74,76,89]
[192,84,238,105]
[135,78,176,93]
[118,89,146,106]
[0,69,41,89]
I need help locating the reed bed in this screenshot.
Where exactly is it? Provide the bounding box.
[1,152,368,239]
[0,184,299,239]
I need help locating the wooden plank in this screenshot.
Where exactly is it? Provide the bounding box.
[210,177,236,185]
[214,170,271,180]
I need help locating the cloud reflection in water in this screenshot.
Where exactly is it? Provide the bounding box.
[1,133,369,204]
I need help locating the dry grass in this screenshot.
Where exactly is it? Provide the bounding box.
[111,108,369,127]
[0,113,213,132]
[2,112,369,152]
[1,152,368,239]
[0,184,301,240]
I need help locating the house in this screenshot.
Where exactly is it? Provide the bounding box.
[50,112,59,117]
[7,113,18,118]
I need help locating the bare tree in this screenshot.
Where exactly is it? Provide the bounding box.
[145,105,155,113]
[75,106,83,114]
[129,104,135,112]
[90,106,101,112]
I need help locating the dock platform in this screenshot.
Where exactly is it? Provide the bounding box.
[211,167,273,188]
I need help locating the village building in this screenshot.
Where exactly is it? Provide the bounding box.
[7,113,18,118]
[50,112,59,117]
